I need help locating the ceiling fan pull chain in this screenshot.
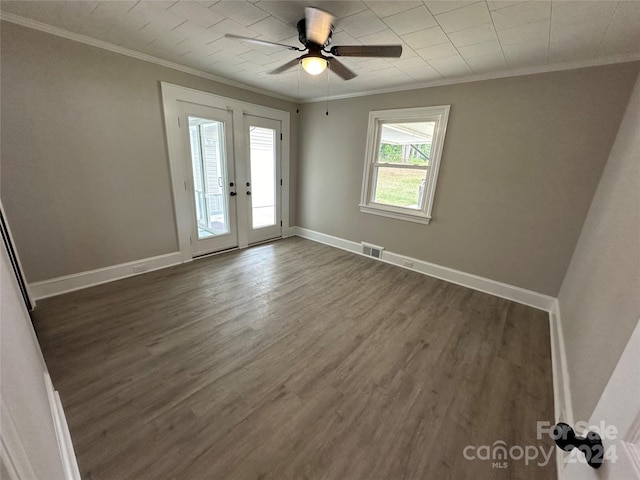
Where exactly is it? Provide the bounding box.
[297,64,301,114]
[326,62,331,116]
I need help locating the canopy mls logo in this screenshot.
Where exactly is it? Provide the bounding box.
[463,440,554,469]
[463,421,619,469]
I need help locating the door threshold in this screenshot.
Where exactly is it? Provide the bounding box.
[193,246,239,260]
[193,237,283,260]
[248,236,283,247]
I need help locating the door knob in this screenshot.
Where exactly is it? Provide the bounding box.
[246,191,252,195]
[230,192,237,196]
[552,422,604,469]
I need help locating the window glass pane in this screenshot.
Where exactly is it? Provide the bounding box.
[373,167,427,209]
[360,105,450,223]
[249,126,276,229]
[378,122,435,167]
[188,117,229,239]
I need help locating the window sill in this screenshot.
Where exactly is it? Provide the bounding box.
[359,204,432,225]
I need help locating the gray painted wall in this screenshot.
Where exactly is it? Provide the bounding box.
[297,63,639,296]
[0,22,297,282]
[558,75,640,423]
[2,13,639,446]
[2,20,638,302]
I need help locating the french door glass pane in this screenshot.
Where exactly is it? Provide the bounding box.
[188,117,229,239]
[373,167,427,209]
[249,126,276,229]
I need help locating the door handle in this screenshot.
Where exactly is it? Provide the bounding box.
[552,422,604,469]
[246,191,251,195]
[230,192,237,196]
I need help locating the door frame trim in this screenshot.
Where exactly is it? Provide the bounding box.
[160,82,291,263]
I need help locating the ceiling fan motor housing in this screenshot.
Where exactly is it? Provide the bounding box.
[296,19,333,47]
[225,7,401,80]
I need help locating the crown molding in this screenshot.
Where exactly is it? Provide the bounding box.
[2,11,639,105]
[299,53,640,103]
[0,12,297,103]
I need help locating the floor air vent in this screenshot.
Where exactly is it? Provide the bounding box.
[361,242,384,259]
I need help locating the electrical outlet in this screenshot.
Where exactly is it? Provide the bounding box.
[403,260,414,268]
[133,264,148,273]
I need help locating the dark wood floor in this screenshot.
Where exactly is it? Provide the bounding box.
[32,237,555,479]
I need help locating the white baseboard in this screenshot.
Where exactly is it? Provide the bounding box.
[293,227,556,312]
[28,252,182,300]
[294,227,363,256]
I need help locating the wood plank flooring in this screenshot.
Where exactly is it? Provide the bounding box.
[32,237,555,479]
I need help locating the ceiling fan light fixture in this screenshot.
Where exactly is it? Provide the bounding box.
[226,7,401,81]
[301,56,327,75]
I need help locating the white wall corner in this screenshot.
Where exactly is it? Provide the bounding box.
[28,252,183,300]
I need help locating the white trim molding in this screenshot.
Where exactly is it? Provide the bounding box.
[28,252,182,300]
[160,82,291,261]
[3,11,639,106]
[548,299,574,479]
[0,12,296,103]
[293,227,555,312]
[44,373,81,480]
[299,54,640,103]
[549,300,575,425]
[359,105,450,225]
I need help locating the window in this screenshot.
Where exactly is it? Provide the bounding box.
[360,105,450,224]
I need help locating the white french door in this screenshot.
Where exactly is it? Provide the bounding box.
[170,96,286,259]
[179,102,237,256]
[245,115,282,245]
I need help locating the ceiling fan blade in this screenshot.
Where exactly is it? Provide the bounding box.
[225,34,302,51]
[305,7,334,46]
[329,45,403,58]
[268,56,303,75]
[328,57,357,80]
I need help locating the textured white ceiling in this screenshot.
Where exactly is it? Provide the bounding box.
[2,1,639,101]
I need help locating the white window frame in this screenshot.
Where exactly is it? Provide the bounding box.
[359,105,450,224]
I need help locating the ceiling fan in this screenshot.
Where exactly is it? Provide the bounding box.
[226,7,403,80]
